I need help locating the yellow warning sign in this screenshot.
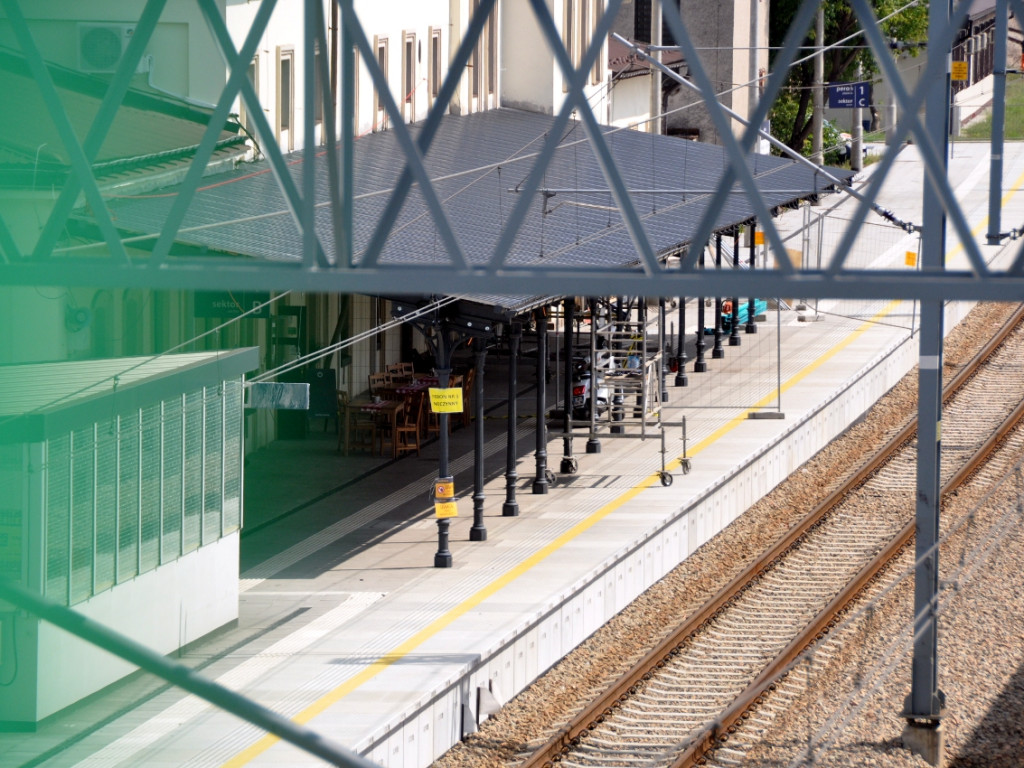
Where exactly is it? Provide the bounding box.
[435,480,454,498]
[905,251,917,267]
[951,61,968,81]
[754,231,765,245]
[429,387,463,413]
[434,501,459,518]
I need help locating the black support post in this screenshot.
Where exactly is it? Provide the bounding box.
[694,250,707,373]
[729,231,741,346]
[470,345,488,541]
[586,298,602,454]
[746,228,758,333]
[712,235,725,359]
[561,299,576,474]
[503,323,521,516]
[533,312,549,494]
[433,347,453,567]
[675,292,688,386]
[659,297,669,400]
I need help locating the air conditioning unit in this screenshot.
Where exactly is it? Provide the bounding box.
[77,23,135,73]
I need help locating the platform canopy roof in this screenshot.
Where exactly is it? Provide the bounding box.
[97,108,852,317]
[0,47,246,190]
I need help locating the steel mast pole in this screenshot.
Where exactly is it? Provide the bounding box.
[903,1,950,763]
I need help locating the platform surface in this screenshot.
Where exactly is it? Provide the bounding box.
[3,142,1024,768]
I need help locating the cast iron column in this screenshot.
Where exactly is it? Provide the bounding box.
[746,228,758,333]
[561,298,576,473]
[470,345,488,541]
[659,297,669,401]
[729,231,741,346]
[586,298,602,454]
[712,235,725,359]
[533,312,549,494]
[433,347,453,568]
[675,292,688,386]
[503,323,522,516]
[694,249,707,373]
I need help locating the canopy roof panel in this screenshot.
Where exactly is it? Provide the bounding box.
[100,108,852,313]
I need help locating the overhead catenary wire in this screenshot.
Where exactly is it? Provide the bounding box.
[612,33,920,234]
[249,294,462,383]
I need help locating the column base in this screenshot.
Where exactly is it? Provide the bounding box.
[902,721,944,767]
[434,552,453,568]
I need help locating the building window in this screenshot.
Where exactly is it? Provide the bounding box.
[429,27,442,100]
[487,3,497,95]
[240,56,259,134]
[373,36,389,132]
[563,0,579,91]
[314,41,324,131]
[469,0,494,101]
[277,46,295,151]
[591,0,604,85]
[403,31,416,120]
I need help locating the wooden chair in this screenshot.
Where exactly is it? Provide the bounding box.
[337,391,377,455]
[368,372,388,395]
[394,392,425,457]
[385,362,413,384]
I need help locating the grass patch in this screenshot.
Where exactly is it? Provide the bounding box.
[959,75,1024,139]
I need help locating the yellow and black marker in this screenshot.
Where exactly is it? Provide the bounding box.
[433,477,458,518]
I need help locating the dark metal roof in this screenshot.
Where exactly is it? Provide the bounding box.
[0,47,246,188]
[101,108,851,315]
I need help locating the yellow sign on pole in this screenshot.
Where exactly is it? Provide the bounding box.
[434,501,459,518]
[905,251,917,267]
[433,477,457,517]
[754,231,765,245]
[951,61,968,81]
[429,387,463,413]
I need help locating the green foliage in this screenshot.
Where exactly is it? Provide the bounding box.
[767,0,929,156]
[961,75,1024,140]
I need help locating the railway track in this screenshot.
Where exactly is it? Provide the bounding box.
[518,305,1024,768]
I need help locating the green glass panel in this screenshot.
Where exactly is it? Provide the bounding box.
[203,387,223,544]
[140,404,161,574]
[223,380,242,533]
[70,428,95,605]
[183,390,203,553]
[45,435,70,605]
[117,413,140,583]
[162,397,183,563]
[0,445,24,584]
[94,418,117,593]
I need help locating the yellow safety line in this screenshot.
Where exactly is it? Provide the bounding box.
[224,159,1024,767]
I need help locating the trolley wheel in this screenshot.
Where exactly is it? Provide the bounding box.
[681,458,691,475]
[560,457,579,474]
[545,469,557,487]
[659,471,673,487]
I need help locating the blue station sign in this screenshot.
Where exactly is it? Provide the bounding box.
[828,81,872,108]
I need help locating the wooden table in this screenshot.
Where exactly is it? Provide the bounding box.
[350,398,404,458]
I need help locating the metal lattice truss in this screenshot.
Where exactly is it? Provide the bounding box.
[2,0,1024,301]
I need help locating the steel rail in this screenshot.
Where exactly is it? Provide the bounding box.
[520,304,1024,768]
